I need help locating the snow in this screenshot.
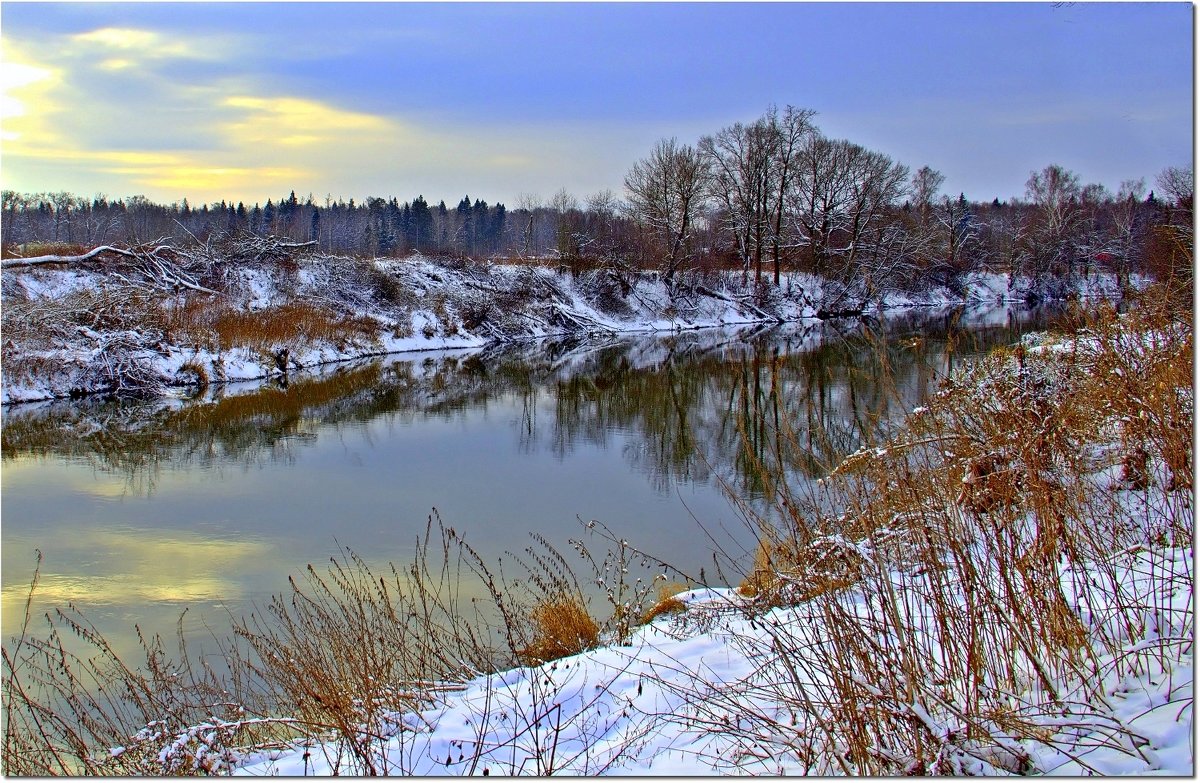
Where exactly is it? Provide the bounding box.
[233,555,1192,776]
[1,252,1141,405]
[4,254,1185,774]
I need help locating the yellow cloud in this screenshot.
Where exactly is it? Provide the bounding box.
[98,58,135,72]
[71,27,191,58]
[138,165,309,193]
[73,27,159,49]
[221,95,392,148]
[0,56,58,141]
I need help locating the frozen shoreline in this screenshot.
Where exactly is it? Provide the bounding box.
[0,251,1140,406]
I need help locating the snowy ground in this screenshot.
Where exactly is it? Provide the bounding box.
[228,309,1189,777]
[0,251,1143,405]
[234,550,1191,776]
[5,255,1185,775]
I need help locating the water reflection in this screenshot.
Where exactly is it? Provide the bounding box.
[2,305,1060,657]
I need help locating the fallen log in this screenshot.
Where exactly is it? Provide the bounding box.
[1,245,136,269]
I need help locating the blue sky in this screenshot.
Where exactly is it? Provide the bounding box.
[1,2,1192,208]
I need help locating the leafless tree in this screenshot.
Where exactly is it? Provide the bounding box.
[700,105,817,286]
[1155,165,1193,208]
[909,165,946,229]
[789,137,908,290]
[700,119,775,281]
[766,106,817,285]
[623,137,711,284]
[1024,164,1084,289]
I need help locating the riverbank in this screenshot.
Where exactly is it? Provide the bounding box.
[3,290,1190,775]
[0,244,1138,404]
[234,294,1192,775]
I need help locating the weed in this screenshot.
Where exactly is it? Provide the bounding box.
[707,285,1193,774]
[640,582,690,624]
[163,300,379,353]
[518,598,600,665]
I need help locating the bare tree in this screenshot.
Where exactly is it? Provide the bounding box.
[1025,164,1082,239]
[700,105,817,286]
[1155,165,1193,209]
[791,139,907,272]
[623,137,710,284]
[1024,164,1083,289]
[788,135,852,276]
[909,165,946,229]
[766,106,817,285]
[515,193,543,258]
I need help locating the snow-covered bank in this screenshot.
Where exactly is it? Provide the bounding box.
[3,289,1188,776]
[0,248,1141,405]
[235,549,1192,776]
[228,304,1191,776]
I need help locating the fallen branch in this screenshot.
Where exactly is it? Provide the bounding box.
[1,245,136,269]
[3,243,221,295]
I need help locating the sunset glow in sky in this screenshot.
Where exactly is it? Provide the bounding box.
[0,2,1192,208]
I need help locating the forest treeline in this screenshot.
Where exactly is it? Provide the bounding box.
[2,106,1192,301]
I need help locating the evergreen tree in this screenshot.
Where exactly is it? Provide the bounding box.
[437,200,449,251]
[456,196,472,254]
[491,203,507,253]
[262,199,276,234]
[411,195,432,251]
[400,202,413,250]
[473,199,488,253]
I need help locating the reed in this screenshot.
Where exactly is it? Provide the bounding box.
[706,285,1193,773]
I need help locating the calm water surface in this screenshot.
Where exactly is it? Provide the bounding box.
[2,306,1058,658]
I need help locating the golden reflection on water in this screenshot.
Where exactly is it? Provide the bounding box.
[2,527,272,641]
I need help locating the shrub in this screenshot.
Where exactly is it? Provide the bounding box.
[709,286,1193,774]
[162,300,380,353]
[518,597,600,665]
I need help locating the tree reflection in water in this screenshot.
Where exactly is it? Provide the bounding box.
[3,306,1060,503]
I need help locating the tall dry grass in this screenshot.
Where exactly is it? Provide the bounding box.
[161,298,379,354]
[704,287,1193,773]
[1,513,668,774]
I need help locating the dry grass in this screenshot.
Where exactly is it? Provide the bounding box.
[1,241,89,259]
[0,515,632,774]
[162,299,380,353]
[713,286,1193,774]
[2,516,512,775]
[639,582,690,624]
[518,598,601,665]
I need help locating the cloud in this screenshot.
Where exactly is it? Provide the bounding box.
[0,55,59,142]
[221,95,393,147]
[0,22,645,205]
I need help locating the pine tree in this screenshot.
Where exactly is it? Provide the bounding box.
[411,195,432,251]
[456,196,472,254]
[262,199,276,235]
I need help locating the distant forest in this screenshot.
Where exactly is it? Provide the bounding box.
[3,106,1192,300]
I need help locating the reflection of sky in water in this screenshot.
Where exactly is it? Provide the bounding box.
[2,392,745,660]
[2,310,1057,660]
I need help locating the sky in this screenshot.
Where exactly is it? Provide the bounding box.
[0,2,1193,209]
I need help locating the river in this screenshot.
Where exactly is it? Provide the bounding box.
[1,305,1060,661]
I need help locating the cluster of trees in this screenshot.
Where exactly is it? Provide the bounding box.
[2,105,1191,300]
[0,190,511,259]
[620,106,1192,298]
